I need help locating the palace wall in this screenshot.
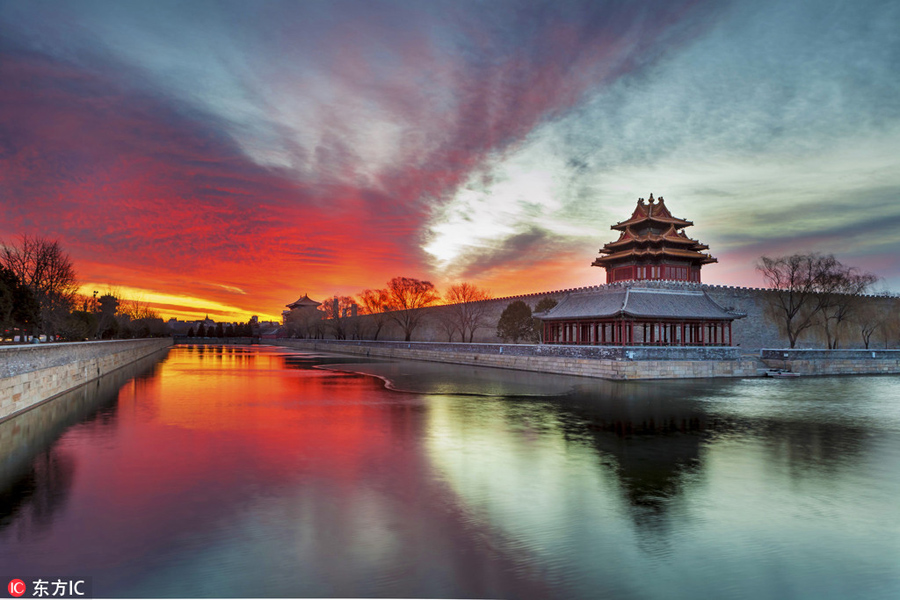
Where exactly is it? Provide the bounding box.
[307,283,899,351]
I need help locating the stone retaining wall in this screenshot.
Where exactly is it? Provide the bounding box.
[273,339,758,381]
[0,350,166,488]
[0,338,173,421]
[760,348,900,375]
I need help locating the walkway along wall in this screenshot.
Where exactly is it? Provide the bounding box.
[273,339,759,381]
[0,338,173,421]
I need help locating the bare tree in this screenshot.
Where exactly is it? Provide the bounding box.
[1,235,79,337]
[436,308,460,342]
[853,300,887,349]
[876,299,900,349]
[818,268,878,348]
[757,254,839,348]
[384,277,440,341]
[121,295,160,321]
[445,282,492,343]
[357,288,390,340]
[758,253,881,348]
[321,296,356,340]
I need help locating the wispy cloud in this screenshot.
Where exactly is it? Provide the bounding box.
[2,0,899,317]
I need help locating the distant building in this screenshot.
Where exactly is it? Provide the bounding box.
[286,295,321,312]
[283,294,324,338]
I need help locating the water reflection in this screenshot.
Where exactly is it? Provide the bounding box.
[0,349,167,539]
[340,360,900,597]
[1,345,898,599]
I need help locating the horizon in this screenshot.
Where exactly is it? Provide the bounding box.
[3,0,899,322]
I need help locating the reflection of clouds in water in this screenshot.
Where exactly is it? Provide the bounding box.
[0,350,167,538]
[424,394,647,594]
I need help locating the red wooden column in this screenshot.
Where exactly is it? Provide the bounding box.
[728,322,732,346]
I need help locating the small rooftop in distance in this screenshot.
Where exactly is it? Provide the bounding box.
[286,294,321,309]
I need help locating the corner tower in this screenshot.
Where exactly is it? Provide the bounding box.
[592,194,717,283]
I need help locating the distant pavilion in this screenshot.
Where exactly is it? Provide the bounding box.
[538,195,741,346]
[286,294,321,311]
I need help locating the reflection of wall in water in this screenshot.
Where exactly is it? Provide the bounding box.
[0,351,168,537]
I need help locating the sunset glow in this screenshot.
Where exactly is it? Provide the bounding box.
[2,0,898,319]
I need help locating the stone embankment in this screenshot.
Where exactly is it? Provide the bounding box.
[0,338,173,421]
[273,339,759,380]
[0,350,166,486]
[761,349,900,376]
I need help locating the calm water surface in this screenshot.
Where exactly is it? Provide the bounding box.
[1,345,899,598]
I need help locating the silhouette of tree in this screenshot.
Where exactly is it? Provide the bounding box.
[97,294,119,339]
[497,300,533,343]
[1,235,78,337]
[62,310,96,341]
[187,326,196,337]
[216,322,224,338]
[321,296,356,339]
[445,283,492,342]
[384,277,440,341]
[197,323,207,337]
[0,266,41,338]
[357,288,390,340]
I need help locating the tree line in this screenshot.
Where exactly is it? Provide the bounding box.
[185,321,255,338]
[284,274,565,344]
[1,235,167,342]
[285,277,498,342]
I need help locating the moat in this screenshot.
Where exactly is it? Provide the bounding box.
[2,344,899,598]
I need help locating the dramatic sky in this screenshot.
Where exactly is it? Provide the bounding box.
[2,0,898,321]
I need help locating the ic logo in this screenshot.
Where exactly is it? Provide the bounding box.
[7,580,26,598]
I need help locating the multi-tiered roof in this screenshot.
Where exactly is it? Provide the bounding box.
[592,194,717,283]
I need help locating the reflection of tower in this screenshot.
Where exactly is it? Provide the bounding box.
[558,381,708,508]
